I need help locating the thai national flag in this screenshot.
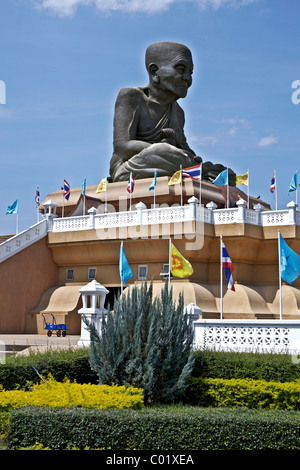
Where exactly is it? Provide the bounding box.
[127,173,135,194]
[182,164,202,181]
[222,241,235,291]
[270,173,276,193]
[63,179,71,200]
[35,186,40,207]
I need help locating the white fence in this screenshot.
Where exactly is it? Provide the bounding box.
[193,319,300,354]
[1,198,300,262]
[51,198,300,233]
[0,219,47,263]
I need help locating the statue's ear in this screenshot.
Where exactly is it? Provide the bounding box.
[149,63,159,83]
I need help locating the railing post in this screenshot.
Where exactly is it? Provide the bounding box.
[88,207,97,229]
[236,198,247,222]
[42,199,58,232]
[188,196,199,219]
[287,200,298,224]
[206,201,217,224]
[135,201,147,225]
[254,203,264,225]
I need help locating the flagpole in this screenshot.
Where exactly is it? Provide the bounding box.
[220,233,223,320]
[105,183,108,214]
[129,172,132,211]
[16,199,19,235]
[62,184,64,218]
[120,240,124,300]
[275,169,278,211]
[154,169,156,209]
[168,238,171,293]
[199,163,202,207]
[83,178,86,216]
[278,230,283,320]
[296,170,298,206]
[180,165,183,206]
[247,168,250,209]
[227,168,229,208]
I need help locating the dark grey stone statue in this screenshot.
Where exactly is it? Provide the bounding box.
[109,41,235,185]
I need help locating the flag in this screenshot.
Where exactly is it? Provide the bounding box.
[279,233,300,284]
[270,173,276,193]
[119,242,134,287]
[81,178,86,197]
[170,242,194,278]
[127,173,135,194]
[168,169,182,185]
[35,186,40,207]
[182,164,202,181]
[288,172,298,194]
[63,179,70,200]
[149,171,157,191]
[96,177,107,193]
[6,199,18,215]
[221,241,235,291]
[213,169,229,186]
[236,172,249,186]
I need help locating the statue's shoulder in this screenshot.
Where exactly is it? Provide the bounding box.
[116,86,145,104]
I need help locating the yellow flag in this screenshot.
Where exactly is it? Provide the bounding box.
[96,177,107,193]
[170,242,194,278]
[168,170,182,185]
[236,172,248,186]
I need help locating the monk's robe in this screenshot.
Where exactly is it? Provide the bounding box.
[109,89,196,182]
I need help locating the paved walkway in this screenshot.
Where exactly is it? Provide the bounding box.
[0,334,81,355]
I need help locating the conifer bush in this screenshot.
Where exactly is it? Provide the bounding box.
[84,280,195,403]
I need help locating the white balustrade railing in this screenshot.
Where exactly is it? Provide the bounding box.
[2,198,300,263]
[0,219,47,263]
[261,210,291,226]
[193,319,300,353]
[50,199,300,233]
[52,215,90,232]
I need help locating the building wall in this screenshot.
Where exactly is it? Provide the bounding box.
[0,237,58,333]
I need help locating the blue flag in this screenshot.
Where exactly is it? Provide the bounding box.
[6,199,18,215]
[288,172,298,194]
[119,242,134,287]
[279,233,300,284]
[213,169,228,186]
[82,178,86,197]
[149,171,157,191]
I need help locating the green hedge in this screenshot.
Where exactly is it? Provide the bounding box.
[1,348,300,392]
[192,349,300,382]
[0,348,97,390]
[185,377,300,409]
[7,406,300,450]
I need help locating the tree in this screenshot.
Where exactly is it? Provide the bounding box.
[83,280,195,403]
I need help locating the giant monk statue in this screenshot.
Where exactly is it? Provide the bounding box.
[109,41,235,185]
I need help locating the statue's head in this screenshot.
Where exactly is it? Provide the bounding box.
[145,41,193,100]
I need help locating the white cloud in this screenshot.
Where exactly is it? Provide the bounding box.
[189,134,218,146]
[34,0,260,17]
[257,135,278,147]
[220,116,251,129]
[228,126,238,136]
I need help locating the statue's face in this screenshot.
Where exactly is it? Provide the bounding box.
[154,49,193,100]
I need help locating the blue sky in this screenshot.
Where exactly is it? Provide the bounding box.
[1,0,300,234]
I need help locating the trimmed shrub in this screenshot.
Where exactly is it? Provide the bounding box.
[0,376,144,411]
[186,377,300,410]
[0,348,97,390]
[192,349,300,382]
[7,406,300,450]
